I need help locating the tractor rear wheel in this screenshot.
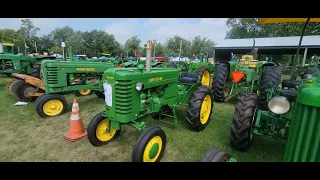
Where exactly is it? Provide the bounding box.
[74,89,93,96]
[195,66,211,87]
[212,63,230,102]
[201,148,230,162]
[10,80,26,99]
[35,94,68,118]
[31,61,42,78]
[87,112,121,146]
[186,85,214,132]
[15,81,38,102]
[258,66,281,109]
[132,126,166,162]
[230,93,257,151]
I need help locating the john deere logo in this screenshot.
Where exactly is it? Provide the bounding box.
[149,77,162,82]
[76,68,95,71]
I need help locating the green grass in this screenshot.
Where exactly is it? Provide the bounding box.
[0,75,285,162]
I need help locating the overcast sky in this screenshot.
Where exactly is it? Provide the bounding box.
[0,18,230,44]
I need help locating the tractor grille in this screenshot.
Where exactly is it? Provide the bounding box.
[115,80,133,115]
[0,60,13,70]
[284,103,320,162]
[46,67,58,84]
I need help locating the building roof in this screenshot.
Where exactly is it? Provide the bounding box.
[215,35,320,49]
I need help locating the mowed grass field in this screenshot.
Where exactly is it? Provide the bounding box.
[0,74,286,162]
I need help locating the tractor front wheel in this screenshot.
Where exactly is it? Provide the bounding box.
[74,89,93,96]
[212,63,230,102]
[195,66,211,87]
[87,112,121,146]
[201,148,230,162]
[35,94,68,118]
[230,93,257,151]
[186,85,214,132]
[132,126,166,162]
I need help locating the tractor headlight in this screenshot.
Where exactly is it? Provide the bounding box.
[136,82,144,91]
[268,96,290,115]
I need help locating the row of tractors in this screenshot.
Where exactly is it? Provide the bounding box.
[1,26,319,162]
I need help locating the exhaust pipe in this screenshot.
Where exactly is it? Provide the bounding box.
[146,40,152,72]
[0,42,3,53]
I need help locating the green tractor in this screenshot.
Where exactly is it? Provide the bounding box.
[86,41,215,162]
[212,42,281,108]
[168,55,213,87]
[0,42,57,78]
[201,18,320,162]
[8,47,118,118]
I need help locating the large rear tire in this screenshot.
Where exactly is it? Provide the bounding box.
[212,63,230,102]
[230,93,257,151]
[31,61,42,78]
[195,66,211,87]
[201,148,230,162]
[186,85,214,132]
[258,66,281,109]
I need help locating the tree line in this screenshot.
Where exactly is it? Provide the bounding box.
[0,19,216,58]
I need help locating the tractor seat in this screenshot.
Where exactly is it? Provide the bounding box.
[178,72,198,84]
[279,89,298,102]
[282,80,302,89]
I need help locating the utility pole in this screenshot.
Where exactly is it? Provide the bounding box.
[178,40,182,61]
[34,41,38,54]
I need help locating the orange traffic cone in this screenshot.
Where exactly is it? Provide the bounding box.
[64,98,87,142]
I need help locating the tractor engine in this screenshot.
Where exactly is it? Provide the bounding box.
[102,67,179,124]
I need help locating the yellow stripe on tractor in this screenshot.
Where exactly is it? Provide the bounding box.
[257,18,320,24]
[3,43,14,46]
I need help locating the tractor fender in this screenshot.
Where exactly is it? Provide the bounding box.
[182,82,202,104]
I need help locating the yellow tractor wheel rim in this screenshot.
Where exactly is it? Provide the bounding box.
[96,119,117,142]
[200,95,212,124]
[43,100,64,116]
[201,71,210,86]
[79,89,91,95]
[143,136,163,162]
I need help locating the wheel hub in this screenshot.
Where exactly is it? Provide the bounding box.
[149,143,160,159]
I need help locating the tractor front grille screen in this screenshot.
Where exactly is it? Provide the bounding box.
[0,60,13,70]
[115,80,133,115]
[46,67,58,84]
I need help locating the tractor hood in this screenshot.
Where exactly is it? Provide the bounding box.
[103,68,179,89]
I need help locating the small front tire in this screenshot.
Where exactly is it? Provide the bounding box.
[87,112,121,146]
[35,94,68,118]
[132,127,166,162]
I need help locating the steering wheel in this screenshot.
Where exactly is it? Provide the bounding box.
[291,64,315,90]
[175,61,189,75]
